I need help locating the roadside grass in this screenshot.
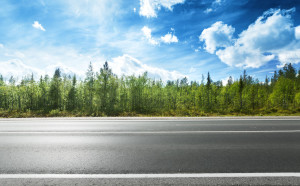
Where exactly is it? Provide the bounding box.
[0,109,299,118]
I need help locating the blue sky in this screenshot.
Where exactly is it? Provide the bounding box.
[0,0,300,83]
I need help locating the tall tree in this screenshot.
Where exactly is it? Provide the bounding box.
[67,75,77,111]
[96,61,118,115]
[49,68,62,110]
[205,72,212,111]
[84,62,95,113]
[238,75,244,110]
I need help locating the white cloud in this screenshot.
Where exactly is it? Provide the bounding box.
[200,8,300,68]
[295,26,300,40]
[213,0,222,5]
[199,21,235,54]
[216,46,275,68]
[141,26,159,45]
[0,58,84,82]
[0,45,106,80]
[0,59,43,81]
[142,26,179,45]
[278,49,300,67]
[237,8,294,52]
[204,0,223,14]
[110,54,185,81]
[161,33,178,43]
[45,62,83,77]
[221,76,232,86]
[0,44,185,82]
[139,0,185,18]
[32,21,46,31]
[141,26,152,39]
[133,8,136,13]
[0,44,3,48]
[204,8,213,14]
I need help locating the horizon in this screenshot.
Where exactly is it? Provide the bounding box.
[0,61,297,87]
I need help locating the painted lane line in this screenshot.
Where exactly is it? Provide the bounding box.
[0,119,300,122]
[0,130,300,134]
[1,173,300,179]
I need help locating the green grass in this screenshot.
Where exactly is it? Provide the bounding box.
[0,109,299,118]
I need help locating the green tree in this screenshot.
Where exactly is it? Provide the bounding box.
[67,75,77,111]
[96,61,118,115]
[49,68,62,110]
[84,62,95,113]
[270,77,295,109]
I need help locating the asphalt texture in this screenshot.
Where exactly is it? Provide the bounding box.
[0,118,300,185]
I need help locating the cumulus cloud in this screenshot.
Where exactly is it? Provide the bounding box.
[0,45,105,80]
[295,26,300,39]
[141,26,159,45]
[200,8,300,68]
[216,46,275,68]
[277,49,300,67]
[237,8,294,52]
[0,58,84,81]
[110,54,185,81]
[45,63,82,77]
[221,76,233,86]
[0,44,185,82]
[199,21,235,54]
[32,21,46,31]
[142,26,179,45]
[139,0,185,18]
[0,59,43,81]
[161,32,178,44]
[0,59,86,82]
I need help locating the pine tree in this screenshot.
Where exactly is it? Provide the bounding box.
[84,62,95,113]
[49,68,62,110]
[67,75,77,111]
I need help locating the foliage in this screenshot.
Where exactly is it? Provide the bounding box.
[0,63,299,117]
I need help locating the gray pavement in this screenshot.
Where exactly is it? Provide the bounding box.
[0,118,299,185]
[2,177,300,186]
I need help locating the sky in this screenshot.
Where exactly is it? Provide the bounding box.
[0,0,300,83]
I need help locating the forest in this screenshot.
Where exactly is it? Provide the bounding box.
[0,62,299,117]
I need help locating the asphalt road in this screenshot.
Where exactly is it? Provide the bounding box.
[0,118,300,185]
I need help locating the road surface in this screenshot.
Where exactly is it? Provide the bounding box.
[0,118,300,185]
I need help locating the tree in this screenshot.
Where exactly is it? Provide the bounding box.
[283,63,296,79]
[96,61,118,115]
[270,77,295,109]
[38,76,48,111]
[0,62,298,117]
[227,76,233,86]
[205,72,212,111]
[67,75,77,111]
[49,68,62,110]
[238,76,244,110]
[84,62,95,113]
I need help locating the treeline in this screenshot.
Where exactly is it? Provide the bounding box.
[0,62,299,117]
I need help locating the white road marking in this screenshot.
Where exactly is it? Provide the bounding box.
[0,119,300,122]
[0,130,300,134]
[0,173,300,179]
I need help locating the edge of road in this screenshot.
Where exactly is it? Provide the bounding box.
[0,116,299,120]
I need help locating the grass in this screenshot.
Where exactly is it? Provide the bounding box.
[0,109,299,118]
